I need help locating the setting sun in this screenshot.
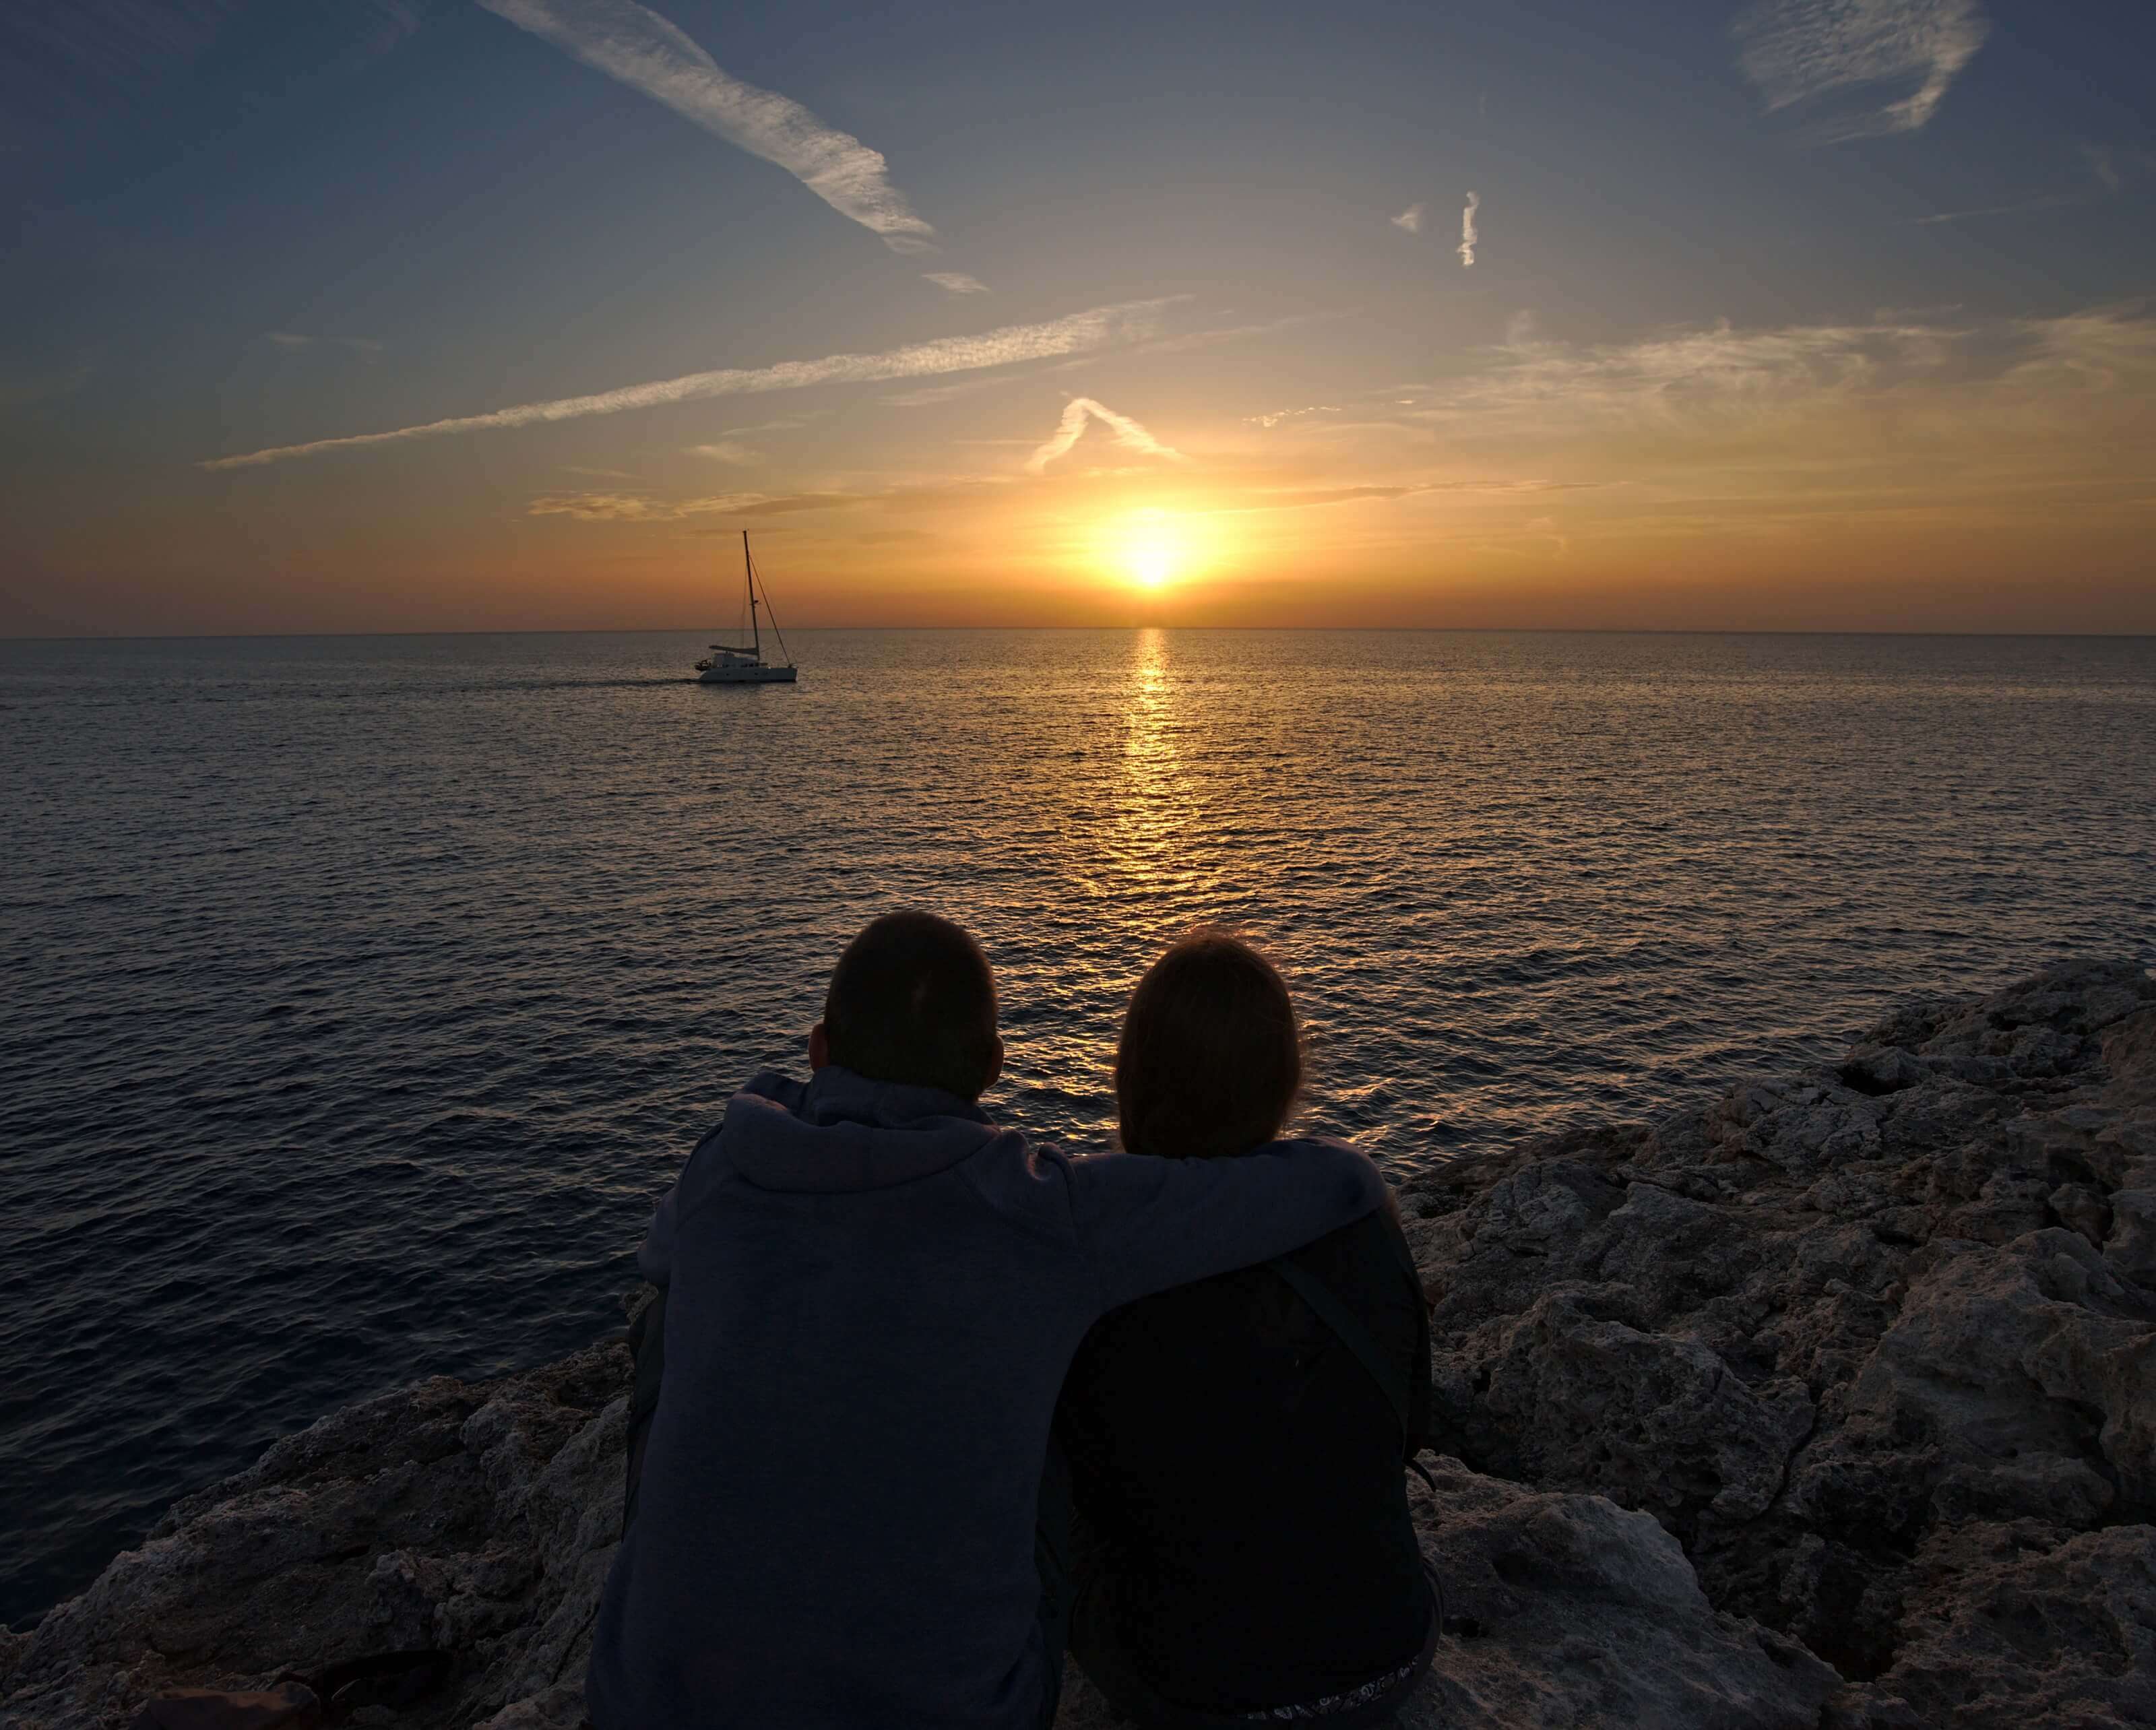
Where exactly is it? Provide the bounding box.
[1106,509,1199,592]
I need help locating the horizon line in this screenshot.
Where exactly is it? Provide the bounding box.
[5,625,2155,645]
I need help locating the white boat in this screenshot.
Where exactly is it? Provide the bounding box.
[695,532,798,684]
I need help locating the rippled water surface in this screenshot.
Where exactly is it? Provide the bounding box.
[4,628,2153,1620]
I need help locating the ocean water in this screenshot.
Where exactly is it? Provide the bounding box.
[3,627,2152,1622]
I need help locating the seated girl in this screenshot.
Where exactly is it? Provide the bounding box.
[1055,930,1438,1729]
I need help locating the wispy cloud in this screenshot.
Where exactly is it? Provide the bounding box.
[1457,192,1479,267]
[1407,317,1965,435]
[923,271,990,294]
[1913,193,2085,226]
[1733,0,1988,141]
[476,0,935,250]
[2084,143,2125,194]
[1025,397,1188,474]
[202,298,1176,468]
[2007,306,2156,393]
[1048,313,1329,373]
[1244,404,1341,429]
[686,441,759,463]
[2079,143,2156,193]
[1195,478,1604,515]
[1119,317,1323,358]
[1232,485,1422,510]
[1391,203,1425,234]
[532,467,1622,533]
[528,490,861,521]
[1393,308,2156,449]
[1524,515,1570,556]
[1911,135,2156,222]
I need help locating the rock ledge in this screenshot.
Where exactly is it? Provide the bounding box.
[7,961,2153,1729]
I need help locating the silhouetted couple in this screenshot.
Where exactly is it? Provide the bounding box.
[588,913,1436,1730]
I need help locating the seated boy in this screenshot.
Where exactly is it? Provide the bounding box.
[585,911,1389,1730]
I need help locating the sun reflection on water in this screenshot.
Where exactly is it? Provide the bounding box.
[1110,627,1207,900]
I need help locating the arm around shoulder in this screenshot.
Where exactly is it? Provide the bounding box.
[1069,1136,1389,1313]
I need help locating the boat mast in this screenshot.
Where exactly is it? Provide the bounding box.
[744,530,761,659]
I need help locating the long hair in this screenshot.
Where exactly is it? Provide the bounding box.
[1115,928,1303,1159]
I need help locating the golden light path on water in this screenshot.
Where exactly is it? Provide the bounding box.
[1114,628,1182,894]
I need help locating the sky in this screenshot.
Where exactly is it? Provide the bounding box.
[1,0,2152,635]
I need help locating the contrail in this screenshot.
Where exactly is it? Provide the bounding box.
[1391,203,1425,234]
[476,0,934,250]
[1025,397,1186,474]
[203,300,1178,469]
[1458,191,1480,267]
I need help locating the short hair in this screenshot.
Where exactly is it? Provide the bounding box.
[1115,928,1303,1159]
[822,911,1000,1100]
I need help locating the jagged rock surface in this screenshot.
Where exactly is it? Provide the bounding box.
[6,961,2152,1729]
[1,1347,630,1730]
[1397,959,2156,1727]
[1055,1456,1840,1730]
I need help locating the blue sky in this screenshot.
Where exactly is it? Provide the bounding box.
[3,1,2152,633]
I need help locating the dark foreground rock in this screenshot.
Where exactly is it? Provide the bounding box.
[6,961,2153,1729]
[1397,958,2156,1728]
[0,1346,629,1730]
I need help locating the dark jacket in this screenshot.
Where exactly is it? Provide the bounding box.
[1054,1207,1433,1715]
[583,1066,1389,1730]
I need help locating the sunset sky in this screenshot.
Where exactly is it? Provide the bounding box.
[3,0,2152,635]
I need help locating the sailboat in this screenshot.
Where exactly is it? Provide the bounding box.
[695,532,798,684]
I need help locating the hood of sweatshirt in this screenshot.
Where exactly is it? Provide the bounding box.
[720,1065,1016,1194]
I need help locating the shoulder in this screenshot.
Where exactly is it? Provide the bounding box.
[954,1127,1084,1214]
[1251,1132,1357,1161]
[674,1072,806,1197]
[1283,1207,1416,1303]
[737,1070,808,1113]
[1076,1256,1279,1363]
[1259,1133,1384,1182]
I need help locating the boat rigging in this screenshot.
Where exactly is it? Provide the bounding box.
[695,533,798,684]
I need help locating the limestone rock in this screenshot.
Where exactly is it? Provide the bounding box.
[1,1347,629,1730]
[9,961,2154,1730]
[1055,1459,1838,1730]
[1398,1465,1839,1730]
[470,1683,589,1730]
[1841,1522,2156,1729]
[2108,1189,2156,1286]
[1399,957,2156,1718]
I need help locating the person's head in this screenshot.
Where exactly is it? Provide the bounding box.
[1114,928,1303,1159]
[808,911,1003,1100]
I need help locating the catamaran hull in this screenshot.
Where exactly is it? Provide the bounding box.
[698,664,798,684]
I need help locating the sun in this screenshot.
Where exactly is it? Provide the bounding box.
[1107,509,1192,592]
[1127,539,1175,589]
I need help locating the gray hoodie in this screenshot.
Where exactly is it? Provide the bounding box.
[585,1066,1389,1730]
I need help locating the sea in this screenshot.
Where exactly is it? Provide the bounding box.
[3,628,2153,1623]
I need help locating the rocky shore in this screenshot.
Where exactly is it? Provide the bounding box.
[5,961,2153,1729]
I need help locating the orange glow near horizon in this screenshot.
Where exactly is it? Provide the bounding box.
[18,304,2156,637]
